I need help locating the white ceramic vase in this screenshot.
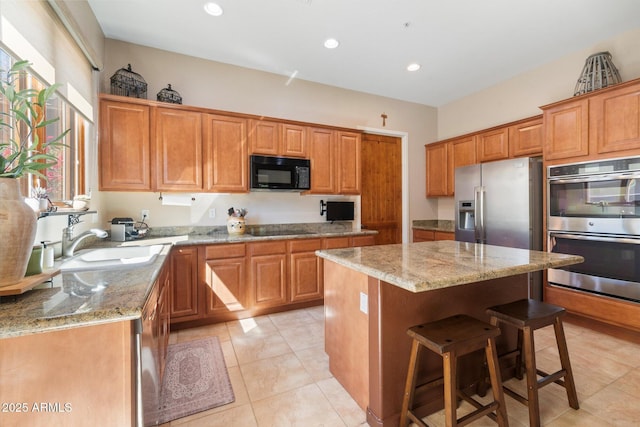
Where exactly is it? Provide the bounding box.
[227,217,246,235]
[0,178,38,286]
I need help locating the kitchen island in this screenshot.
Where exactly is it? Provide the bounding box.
[316,240,583,427]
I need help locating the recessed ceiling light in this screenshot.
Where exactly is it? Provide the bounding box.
[324,38,340,49]
[407,63,421,72]
[204,2,223,16]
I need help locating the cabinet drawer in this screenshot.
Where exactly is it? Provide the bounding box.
[205,243,246,259]
[289,238,322,253]
[323,237,351,249]
[250,240,287,255]
[413,229,435,242]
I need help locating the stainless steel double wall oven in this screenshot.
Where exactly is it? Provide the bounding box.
[547,156,640,303]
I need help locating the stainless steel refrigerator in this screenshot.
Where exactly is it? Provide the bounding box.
[454,157,543,298]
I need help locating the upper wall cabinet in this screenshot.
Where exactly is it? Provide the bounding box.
[308,128,361,195]
[153,107,203,191]
[336,131,361,195]
[509,117,543,157]
[203,114,249,193]
[425,142,448,197]
[99,99,151,191]
[248,119,308,158]
[542,78,640,163]
[476,127,509,162]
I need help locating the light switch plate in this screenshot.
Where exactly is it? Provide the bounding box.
[359,292,368,314]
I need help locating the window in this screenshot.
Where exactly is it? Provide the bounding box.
[0,48,90,202]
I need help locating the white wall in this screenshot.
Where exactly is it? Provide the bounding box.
[434,28,640,220]
[99,40,439,232]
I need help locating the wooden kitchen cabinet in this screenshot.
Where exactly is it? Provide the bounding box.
[477,126,509,162]
[248,120,308,158]
[249,241,288,309]
[203,244,247,316]
[99,98,151,191]
[289,239,323,302]
[590,81,640,155]
[351,234,376,247]
[308,126,336,194]
[336,130,361,194]
[425,142,449,197]
[509,116,543,157]
[203,113,249,192]
[169,246,200,323]
[157,261,171,380]
[153,107,203,191]
[413,229,454,242]
[446,135,477,195]
[543,98,589,161]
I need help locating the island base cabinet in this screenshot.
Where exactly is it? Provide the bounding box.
[323,259,528,427]
[0,321,134,427]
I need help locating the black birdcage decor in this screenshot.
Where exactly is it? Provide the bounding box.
[110,64,147,99]
[574,52,622,96]
[157,84,182,104]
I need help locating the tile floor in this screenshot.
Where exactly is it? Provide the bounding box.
[161,306,640,426]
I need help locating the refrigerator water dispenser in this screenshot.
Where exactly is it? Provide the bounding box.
[458,201,475,230]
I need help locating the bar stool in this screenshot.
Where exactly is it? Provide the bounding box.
[400,314,509,427]
[486,299,579,427]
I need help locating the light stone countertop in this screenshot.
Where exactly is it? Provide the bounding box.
[412,219,454,233]
[316,240,584,293]
[0,229,375,339]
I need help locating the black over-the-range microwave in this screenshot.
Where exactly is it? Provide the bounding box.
[250,155,311,190]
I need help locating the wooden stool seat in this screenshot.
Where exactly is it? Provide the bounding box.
[487,299,579,427]
[400,314,509,427]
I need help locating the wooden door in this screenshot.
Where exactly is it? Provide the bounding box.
[308,127,336,194]
[99,99,151,191]
[203,114,248,192]
[361,133,402,244]
[153,107,203,191]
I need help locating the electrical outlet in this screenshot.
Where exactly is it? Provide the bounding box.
[141,209,150,220]
[209,208,216,218]
[359,292,368,314]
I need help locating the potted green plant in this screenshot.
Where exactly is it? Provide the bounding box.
[0,59,68,286]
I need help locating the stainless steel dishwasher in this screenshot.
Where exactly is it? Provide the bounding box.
[135,282,161,426]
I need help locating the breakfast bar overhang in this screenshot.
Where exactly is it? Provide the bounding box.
[316,241,583,427]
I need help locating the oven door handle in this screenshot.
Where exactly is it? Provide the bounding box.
[550,232,640,245]
[549,172,640,184]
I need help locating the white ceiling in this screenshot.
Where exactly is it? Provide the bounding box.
[87,0,640,107]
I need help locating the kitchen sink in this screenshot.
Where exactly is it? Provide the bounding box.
[60,245,165,272]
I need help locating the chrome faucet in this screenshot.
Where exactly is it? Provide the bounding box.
[62,227,108,258]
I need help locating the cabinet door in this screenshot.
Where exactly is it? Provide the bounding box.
[308,127,336,194]
[591,83,640,155]
[289,239,322,302]
[413,229,435,242]
[99,99,151,191]
[543,99,589,160]
[205,257,247,314]
[248,119,280,156]
[337,131,361,194]
[509,117,543,157]
[477,127,509,162]
[282,123,308,157]
[157,263,170,380]
[425,142,448,197]
[351,235,376,247]
[169,246,200,322]
[323,236,351,249]
[203,114,248,192]
[250,241,287,309]
[447,136,476,195]
[153,108,203,191]
[434,231,455,241]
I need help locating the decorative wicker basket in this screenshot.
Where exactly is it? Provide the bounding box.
[574,52,622,96]
[157,84,182,104]
[110,64,147,99]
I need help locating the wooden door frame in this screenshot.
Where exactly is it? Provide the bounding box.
[358,127,409,243]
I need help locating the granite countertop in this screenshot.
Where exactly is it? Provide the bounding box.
[0,227,375,339]
[412,219,454,233]
[316,240,584,293]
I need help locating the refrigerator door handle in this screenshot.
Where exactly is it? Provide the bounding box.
[474,186,485,243]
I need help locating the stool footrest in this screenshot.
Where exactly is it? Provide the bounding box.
[537,369,567,389]
[458,391,498,422]
[456,400,500,427]
[406,410,429,427]
[503,386,528,406]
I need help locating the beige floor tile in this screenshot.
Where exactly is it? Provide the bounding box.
[305,305,326,321]
[546,408,617,427]
[240,352,315,402]
[231,330,293,364]
[580,382,640,426]
[423,394,528,427]
[611,366,640,398]
[220,338,239,368]
[268,309,316,330]
[226,315,279,338]
[295,344,333,381]
[171,403,258,427]
[176,323,230,343]
[279,321,325,351]
[251,383,346,427]
[317,377,367,427]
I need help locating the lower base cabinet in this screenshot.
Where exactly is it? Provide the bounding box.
[413,229,455,242]
[170,235,375,326]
